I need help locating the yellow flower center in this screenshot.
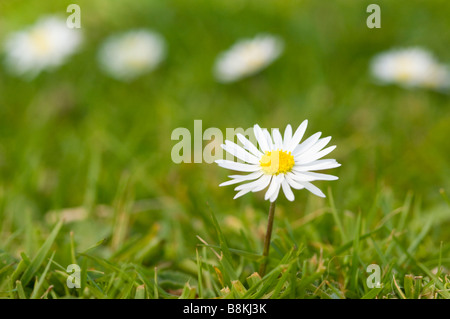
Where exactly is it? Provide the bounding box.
[395,57,415,82]
[259,149,295,175]
[30,28,51,56]
[243,43,265,70]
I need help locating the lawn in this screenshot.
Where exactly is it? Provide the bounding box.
[0,0,449,299]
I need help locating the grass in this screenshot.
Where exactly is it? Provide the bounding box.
[1,188,450,299]
[0,0,450,299]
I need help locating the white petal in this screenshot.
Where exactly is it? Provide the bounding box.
[232,175,271,199]
[264,174,283,200]
[263,129,274,151]
[290,171,316,182]
[237,133,263,157]
[286,120,308,151]
[222,141,260,164]
[215,160,260,172]
[295,171,338,181]
[233,188,253,199]
[302,181,326,198]
[219,179,244,187]
[293,159,341,171]
[254,124,270,152]
[292,132,322,156]
[219,171,263,186]
[269,183,281,202]
[272,129,283,149]
[286,173,305,190]
[234,174,269,191]
[296,145,337,164]
[295,136,331,161]
[281,179,295,201]
[252,174,272,192]
[283,124,292,149]
[228,171,263,181]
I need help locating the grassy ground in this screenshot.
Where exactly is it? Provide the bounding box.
[0,0,450,299]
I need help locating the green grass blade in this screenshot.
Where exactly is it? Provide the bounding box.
[15,280,27,299]
[135,284,146,299]
[361,287,382,299]
[20,220,63,286]
[196,248,204,299]
[350,212,362,292]
[328,187,347,243]
[30,251,55,299]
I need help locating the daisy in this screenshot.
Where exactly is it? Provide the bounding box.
[98,29,166,81]
[215,120,340,202]
[370,47,450,90]
[3,16,82,79]
[422,63,450,91]
[213,33,284,83]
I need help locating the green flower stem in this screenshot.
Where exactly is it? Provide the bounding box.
[259,200,276,276]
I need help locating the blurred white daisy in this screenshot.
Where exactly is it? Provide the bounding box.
[421,63,450,90]
[214,34,284,83]
[370,47,450,90]
[98,29,166,81]
[3,16,82,79]
[216,121,340,202]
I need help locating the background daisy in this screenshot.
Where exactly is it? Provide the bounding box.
[97,29,166,81]
[370,47,450,91]
[213,33,284,83]
[3,16,82,79]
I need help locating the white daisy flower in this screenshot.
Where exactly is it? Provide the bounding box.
[214,34,284,83]
[370,47,450,90]
[216,121,340,202]
[421,63,450,91]
[98,29,166,81]
[3,16,82,79]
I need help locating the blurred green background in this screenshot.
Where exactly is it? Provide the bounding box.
[0,0,449,298]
